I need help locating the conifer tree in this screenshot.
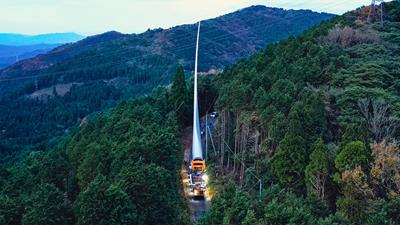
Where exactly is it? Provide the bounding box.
[271,106,307,191]
[305,139,331,201]
[169,66,189,126]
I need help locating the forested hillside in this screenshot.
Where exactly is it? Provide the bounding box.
[1,2,400,225]
[0,6,333,163]
[0,44,60,69]
[0,87,191,225]
[200,1,400,225]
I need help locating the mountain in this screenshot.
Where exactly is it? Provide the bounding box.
[0,6,334,161]
[2,2,400,225]
[0,6,333,93]
[0,44,60,69]
[0,33,85,69]
[0,32,84,46]
[0,31,125,82]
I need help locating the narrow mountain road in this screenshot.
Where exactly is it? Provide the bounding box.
[181,126,210,222]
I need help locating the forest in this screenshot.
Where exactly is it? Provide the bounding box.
[0,87,191,225]
[199,1,400,225]
[0,6,332,163]
[1,1,400,225]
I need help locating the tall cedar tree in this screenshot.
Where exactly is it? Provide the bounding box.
[271,106,307,192]
[169,66,189,126]
[305,139,331,201]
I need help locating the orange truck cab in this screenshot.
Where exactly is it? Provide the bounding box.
[191,158,205,172]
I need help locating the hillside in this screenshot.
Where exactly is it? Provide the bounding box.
[0,6,333,161]
[0,6,333,92]
[0,44,60,69]
[0,90,191,225]
[199,1,400,225]
[0,33,85,69]
[1,2,400,225]
[0,33,84,46]
[0,31,125,84]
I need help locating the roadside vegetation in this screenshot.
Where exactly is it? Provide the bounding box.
[1,2,400,225]
[200,2,400,225]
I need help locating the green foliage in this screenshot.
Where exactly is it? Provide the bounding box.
[262,192,316,225]
[75,175,138,225]
[170,66,190,126]
[305,139,331,200]
[118,162,181,225]
[204,2,400,225]
[365,199,395,225]
[199,181,238,225]
[271,107,307,191]
[22,183,67,225]
[203,184,328,225]
[335,141,369,172]
[0,81,122,163]
[0,89,189,225]
[316,214,350,225]
[0,194,22,225]
[241,210,256,225]
[0,7,333,162]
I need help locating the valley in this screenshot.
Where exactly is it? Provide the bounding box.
[1,1,400,225]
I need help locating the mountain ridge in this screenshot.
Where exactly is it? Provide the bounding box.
[0,5,334,162]
[0,32,85,69]
[0,6,334,94]
[0,32,85,46]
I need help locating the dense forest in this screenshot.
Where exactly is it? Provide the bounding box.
[0,86,191,225]
[0,6,333,163]
[1,2,400,225]
[199,1,400,225]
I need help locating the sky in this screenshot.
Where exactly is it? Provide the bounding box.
[0,0,373,36]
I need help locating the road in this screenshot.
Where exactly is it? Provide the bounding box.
[181,126,211,222]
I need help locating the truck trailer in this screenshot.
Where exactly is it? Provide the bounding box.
[189,21,207,199]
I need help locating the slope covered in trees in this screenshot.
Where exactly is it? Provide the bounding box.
[201,1,400,225]
[0,6,334,163]
[0,88,191,225]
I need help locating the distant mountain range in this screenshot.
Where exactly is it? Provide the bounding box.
[0,33,85,69]
[0,44,60,69]
[0,32,84,46]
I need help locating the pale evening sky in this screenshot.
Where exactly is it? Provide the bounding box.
[0,0,373,35]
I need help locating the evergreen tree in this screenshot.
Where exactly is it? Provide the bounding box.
[241,210,256,225]
[22,183,67,225]
[305,139,331,201]
[335,141,369,173]
[169,66,189,126]
[271,106,307,191]
[0,195,22,225]
[75,175,111,225]
[75,175,138,225]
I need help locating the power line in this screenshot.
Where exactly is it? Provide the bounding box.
[368,0,385,24]
[0,20,295,83]
[0,0,351,84]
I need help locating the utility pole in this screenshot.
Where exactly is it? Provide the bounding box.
[368,0,384,24]
[35,80,39,91]
[205,113,208,162]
